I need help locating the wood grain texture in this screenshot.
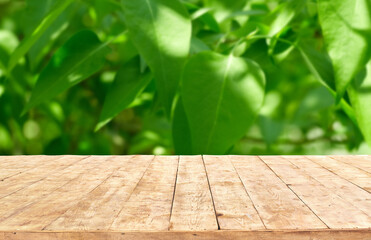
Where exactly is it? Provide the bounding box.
[230,155,326,229]
[1,230,371,240]
[283,156,371,216]
[45,155,154,230]
[0,156,62,180]
[0,156,96,223]
[169,155,218,231]
[203,155,265,230]
[0,155,87,199]
[109,156,179,231]
[307,155,371,193]
[330,155,371,174]
[0,156,123,230]
[260,156,371,228]
[0,155,370,239]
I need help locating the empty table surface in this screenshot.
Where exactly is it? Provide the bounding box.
[0,155,370,239]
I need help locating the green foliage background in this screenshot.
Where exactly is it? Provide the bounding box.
[0,0,370,155]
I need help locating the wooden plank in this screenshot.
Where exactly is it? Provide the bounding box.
[230,155,326,229]
[307,156,371,193]
[0,155,87,199]
[110,156,179,231]
[2,230,371,240]
[0,156,126,231]
[282,156,371,216]
[0,155,370,238]
[169,155,217,231]
[0,156,101,223]
[0,155,63,180]
[44,155,154,230]
[203,155,265,230]
[330,155,371,174]
[261,156,371,229]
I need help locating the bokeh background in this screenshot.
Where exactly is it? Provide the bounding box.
[1,0,370,155]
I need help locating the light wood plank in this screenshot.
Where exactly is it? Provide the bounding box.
[307,156,371,193]
[330,155,371,174]
[0,155,87,199]
[0,155,63,180]
[282,156,371,216]
[203,155,265,230]
[0,155,370,238]
[45,155,154,230]
[110,156,179,231]
[2,230,371,240]
[0,156,101,223]
[261,156,371,228]
[169,155,217,231]
[230,155,326,229]
[0,156,126,230]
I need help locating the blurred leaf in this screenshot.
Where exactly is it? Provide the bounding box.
[191,8,220,32]
[8,0,74,72]
[204,0,246,22]
[0,124,13,150]
[0,30,18,73]
[23,30,110,113]
[96,57,152,131]
[172,96,192,154]
[93,0,121,22]
[23,0,74,71]
[112,32,138,64]
[190,36,210,54]
[223,10,267,21]
[258,115,283,145]
[181,52,265,154]
[348,60,371,147]
[299,42,335,90]
[318,0,371,101]
[299,42,357,125]
[121,0,191,115]
[268,0,305,36]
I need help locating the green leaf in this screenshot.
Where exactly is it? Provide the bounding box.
[258,115,283,145]
[299,42,358,125]
[23,30,110,114]
[204,0,246,22]
[172,96,193,154]
[0,30,19,74]
[190,36,210,55]
[8,0,74,72]
[348,60,371,147]
[318,0,371,101]
[181,52,265,154]
[268,0,305,36]
[298,42,335,90]
[121,0,191,115]
[23,0,74,71]
[96,57,152,131]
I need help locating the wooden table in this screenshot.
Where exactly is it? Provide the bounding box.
[0,155,370,239]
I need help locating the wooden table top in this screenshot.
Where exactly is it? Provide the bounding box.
[0,155,370,239]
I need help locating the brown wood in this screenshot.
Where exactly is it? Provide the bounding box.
[1,230,371,240]
[169,155,217,231]
[203,155,265,230]
[0,155,370,239]
[307,155,371,193]
[260,156,371,228]
[231,155,326,229]
[109,155,179,231]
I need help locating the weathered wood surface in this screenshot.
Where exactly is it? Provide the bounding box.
[0,155,370,239]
